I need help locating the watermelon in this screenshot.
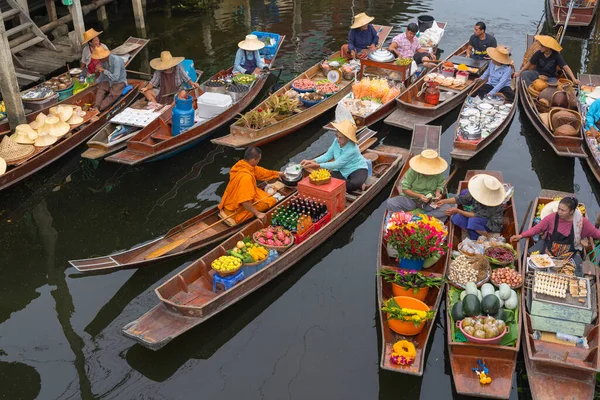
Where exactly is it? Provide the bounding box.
[462,294,481,317]
[481,294,500,315]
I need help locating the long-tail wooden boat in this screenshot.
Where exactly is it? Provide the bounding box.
[0,80,144,191]
[517,34,586,158]
[377,124,449,376]
[578,74,600,183]
[383,42,472,130]
[122,143,408,350]
[445,170,522,399]
[0,36,149,136]
[210,25,393,149]
[520,189,599,399]
[69,128,378,272]
[450,78,519,161]
[105,35,285,165]
[547,0,599,27]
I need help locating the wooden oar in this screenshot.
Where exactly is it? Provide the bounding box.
[145,188,283,259]
[519,200,534,235]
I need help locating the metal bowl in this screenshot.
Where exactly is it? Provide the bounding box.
[280,163,303,186]
[367,49,395,63]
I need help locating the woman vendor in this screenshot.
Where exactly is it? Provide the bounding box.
[140,51,200,104]
[341,12,378,59]
[514,35,579,87]
[433,174,506,240]
[233,34,266,75]
[511,197,600,276]
[300,120,368,193]
[80,29,108,77]
[386,150,451,221]
[474,46,515,102]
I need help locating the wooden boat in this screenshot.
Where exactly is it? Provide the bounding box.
[105,35,285,165]
[521,190,599,400]
[377,124,449,376]
[384,42,473,130]
[517,34,586,158]
[69,128,378,272]
[122,144,409,350]
[450,78,519,161]
[578,74,600,183]
[445,170,522,399]
[0,80,143,191]
[547,0,599,27]
[211,25,394,149]
[0,36,149,136]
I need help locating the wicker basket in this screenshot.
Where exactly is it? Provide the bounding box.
[252,232,295,252]
[309,176,331,186]
[213,266,241,277]
[243,257,267,267]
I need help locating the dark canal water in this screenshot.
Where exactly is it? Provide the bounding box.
[2,0,600,398]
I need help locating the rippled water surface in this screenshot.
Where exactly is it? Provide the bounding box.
[2,0,600,398]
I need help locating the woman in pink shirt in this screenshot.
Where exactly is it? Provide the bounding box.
[511,197,600,276]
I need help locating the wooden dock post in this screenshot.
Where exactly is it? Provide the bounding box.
[45,0,57,22]
[0,12,26,128]
[97,4,108,29]
[132,0,147,37]
[69,0,86,48]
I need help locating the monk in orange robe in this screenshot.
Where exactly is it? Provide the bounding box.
[218,146,283,224]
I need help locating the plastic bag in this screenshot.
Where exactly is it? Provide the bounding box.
[458,238,484,255]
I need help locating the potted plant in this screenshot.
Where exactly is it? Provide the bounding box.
[381,296,435,336]
[379,268,445,301]
[384,212,448,270]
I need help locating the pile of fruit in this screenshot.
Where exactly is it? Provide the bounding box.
[309,168,330,182]
[233,74,256,85]
[291,79,316,91]
[315,82,339,95]
[351,78,401,104]
[484,245,516,265]
[459,315,507,340]
[254,226,293,248]
[211,255,242,275]
[228,239,269,264]
[491,267,523,288]
[395,57,412,66]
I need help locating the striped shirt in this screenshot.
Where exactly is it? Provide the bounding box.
[149,65,190,89]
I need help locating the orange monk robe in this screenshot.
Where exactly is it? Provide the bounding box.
[218,159,279,224]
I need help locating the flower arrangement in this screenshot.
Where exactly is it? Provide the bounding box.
[381,297,435,326]
[384,212,448,260]
[390,340,416,366]
[378,269,445,294]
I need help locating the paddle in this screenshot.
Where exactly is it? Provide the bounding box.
[145,187,284,259]
[519,200,534,235]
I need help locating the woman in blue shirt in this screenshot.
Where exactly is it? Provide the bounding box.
[234,35,266,75]
[301,120,368,192]
[474,46,515,102]
[340,13,378,59]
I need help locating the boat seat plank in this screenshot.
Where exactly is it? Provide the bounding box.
[384,109,435,130]
[151,131,173,141]
[450,354,514,398]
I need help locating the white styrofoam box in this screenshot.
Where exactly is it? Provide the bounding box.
[196,92,233,119]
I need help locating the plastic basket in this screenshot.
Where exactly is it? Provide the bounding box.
[313,212,331,232]
[251,31,280,57]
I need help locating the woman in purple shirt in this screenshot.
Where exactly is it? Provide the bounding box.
[340,13,378,59]
[474,46,515,102]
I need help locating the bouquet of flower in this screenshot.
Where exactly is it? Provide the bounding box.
[384,212,448,260]
[378,268,445,294]
[381,297,435,326]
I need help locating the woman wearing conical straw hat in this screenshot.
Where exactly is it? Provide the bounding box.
[141,51,200,104]
[473,46,515,102]
[386,149,452,221]
[80,28,108,78]
[433,174,507,240]
[300,105,368,192]
[341,12,379,59]
[514,35,579,87]
[233,34,267,75]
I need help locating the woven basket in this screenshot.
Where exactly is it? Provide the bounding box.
[309,176,330,186]
[534,98,551,113]
[548,108,582,133]
[523,40,542,64]
[252,231,294,252]
[0,136,35,162]
[527,85,541,99]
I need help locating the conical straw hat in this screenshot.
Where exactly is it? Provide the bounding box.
[67,114,84,125]
[55,105,74,122]
[487,46,512,65]
[29,112,47,130]
[330,119,358,143]
[150,51,185,71]
[34,131,58,147]
[39,116,70,138]
[0,136,34,162]
[12,124,38,144]
[91,45,111,60]
[534,35,562,52]
[351,12,374,29]
[0,157,5,176]
[238,34,265,51]
[409,149,448,175]
[468,174,506,206]
[82,28,102,44]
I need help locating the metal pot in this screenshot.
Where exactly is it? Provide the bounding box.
[280,163,303,186]
[367,49,396,63]
[461,124,481,140]
[227,84,249,102]
[204,85,227,94]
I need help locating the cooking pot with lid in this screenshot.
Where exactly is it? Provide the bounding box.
[367,49,396,63]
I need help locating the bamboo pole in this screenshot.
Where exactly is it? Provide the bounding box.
[0,12,26,128]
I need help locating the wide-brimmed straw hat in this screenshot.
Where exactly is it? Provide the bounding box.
[351,12,374,29]
[540,200,560,220]
[12,124,38,144]
[91,45,111,60]
[150,51,185,71]
[238,34,265,51]
[39,116,70,138]
[55,105,74,123]
[35,131,58,147]
[487,46,512,65]
[409,149,448,176]
[29,113,47,130]
[534,35,562,52]
[82,28,102,44]
[331,119,358,143]
[0,157,6,176]
[468,174,506,206]
[0,136,34,162]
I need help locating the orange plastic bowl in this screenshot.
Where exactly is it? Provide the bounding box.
[386,296,430,336]
[391,284,429,302]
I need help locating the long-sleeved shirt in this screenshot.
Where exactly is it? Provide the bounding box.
[585,98,600,131]
[149,65,190,90]
[400,168,444,196]
[347,24,379,53]
[455,192,504,233]
[521,212,600,240]
[233,49,265,74]
[480,62,512,96]
[96,54,127,85]
[314,139,367,178]
[81,43,108,67]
